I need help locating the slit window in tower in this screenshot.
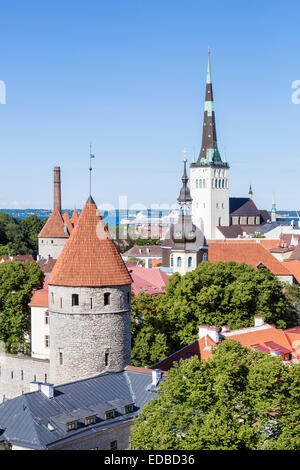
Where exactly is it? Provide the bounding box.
[59,352,63,365]
[105,352,109,366]
[104,292,111,306]
[127,292,130,303]
[90,298,93,309]
[72,294,79,306]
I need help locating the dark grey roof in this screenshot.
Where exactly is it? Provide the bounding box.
[250,221,292,235]
[0,369,163,450]
[123,245,162,258]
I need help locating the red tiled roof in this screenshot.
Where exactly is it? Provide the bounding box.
[29,276,49,307]
[152,335,216,371]
[63,211,73,234]
[37,257,57,274]
[0,255,34,263]
[152,322,300,371]
[29,290,49,307]
[48,197,132,287]
[129,266,169,296]
[208,241,292,276]
[38,208,69,239]
[71,208,79,227]
[282,260,300,283]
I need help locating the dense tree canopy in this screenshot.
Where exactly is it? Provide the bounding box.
[131,340,300,450]
[0,212,46,256]
[0,259,44,353]
[131,261,298,367]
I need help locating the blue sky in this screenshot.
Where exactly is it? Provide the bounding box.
[0,0,300,211]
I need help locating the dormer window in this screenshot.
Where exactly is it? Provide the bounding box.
[105,410,115,420]
[85,416,96,426]
[125,404,134,414]
[67,421,77,431]
[72,294,79,306]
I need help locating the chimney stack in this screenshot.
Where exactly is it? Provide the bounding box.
[152,369,162,387]
[254,316,265,327]
[54,166,62,214]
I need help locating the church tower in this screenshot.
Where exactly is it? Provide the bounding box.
[48,195,132,385]
[190,51,230,239]
[162,156,208,275]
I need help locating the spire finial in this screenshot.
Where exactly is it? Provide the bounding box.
[89,143,95,197]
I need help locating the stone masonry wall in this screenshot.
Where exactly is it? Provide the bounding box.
[38,238,67,260]
[0,354,50,401]
[49,285,131,385]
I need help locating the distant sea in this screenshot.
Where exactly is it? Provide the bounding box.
[0,209,172,227]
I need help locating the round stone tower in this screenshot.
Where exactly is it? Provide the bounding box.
[48,196,132,385]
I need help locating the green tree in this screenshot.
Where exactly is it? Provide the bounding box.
[0,259,44,353]
[131,262,297,366]
[131,340,300,450]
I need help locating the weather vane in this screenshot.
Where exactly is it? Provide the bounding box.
[89,143,95,196]
[183,147,187,162]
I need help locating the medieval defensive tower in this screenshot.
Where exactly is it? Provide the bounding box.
[48,195,132,385]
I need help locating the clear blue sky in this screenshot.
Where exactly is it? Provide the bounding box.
[0,0,300,211]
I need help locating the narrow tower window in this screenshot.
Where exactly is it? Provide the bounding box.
[72,294,79,306]
[59,351,63,365]
[105,352,109,366]
[104,292,111,306]
[90,298,93,309]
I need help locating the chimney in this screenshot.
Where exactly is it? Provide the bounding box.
[54,166,62,214]
[40,383,54,399]
[30,381,42,392]
[152,369,162,387]
[221,325,230,333]
[208,327,219,344]
[198,326,219,343]
[254,316,265,327]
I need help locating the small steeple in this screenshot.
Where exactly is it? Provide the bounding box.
[271,198,277,222]
[177,150,193,206]
[249,184,253,200]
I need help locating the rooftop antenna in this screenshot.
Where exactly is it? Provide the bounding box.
[89,143,95,196]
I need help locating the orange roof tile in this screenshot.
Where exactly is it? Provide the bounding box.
[48,197,132,287]
[282,260,300,283]
[38,208,69,239]
[208,242,292,276]
[29,290,49,307]
[225,325,293,354]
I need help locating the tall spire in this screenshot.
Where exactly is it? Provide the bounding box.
[195,50,225,166]
[178,150,192,214]
[249,184,253,200]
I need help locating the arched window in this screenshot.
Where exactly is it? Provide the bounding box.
[72,294,79,306]
[196,180,198,188]
[188,257,193,268]
[104,292,111,306]
[211,179,214,188]
[218,217,222,226]
[203,179,206,188]
[199,179,202,188]
[177,257,182,267]
[222,179,225,188]
[215,179,218,188]
[219,179,221,188]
